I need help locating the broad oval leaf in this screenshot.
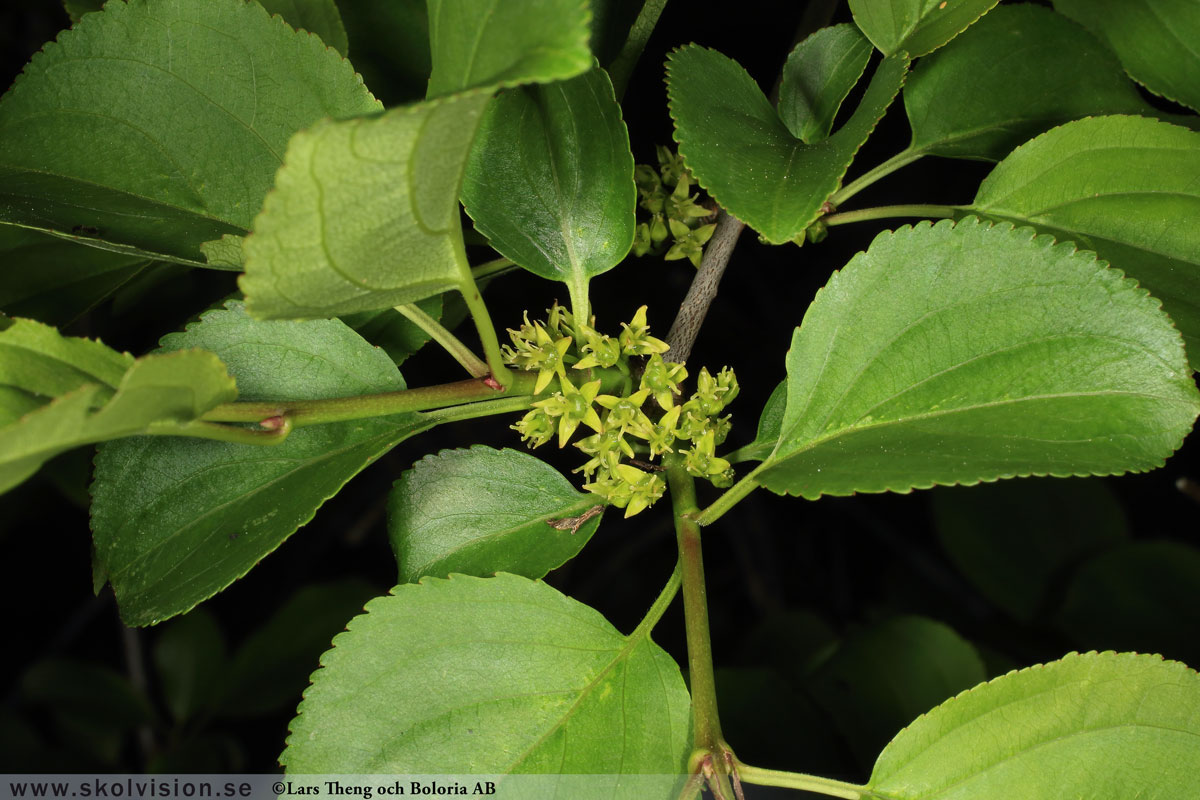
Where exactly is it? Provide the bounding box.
[905,4,1156,161]
[1056,541,1200,668]
[240,92,488,319]
[667,45,908,244]
[462,67,635,315]
[779,24,873,144]
[0,317,236,493]
[258,0,349,56]
[755,218,1200,499]
[932,478,1127,622]
[90,302,432,626]
[389,446,604,583]
[868,652,1200,799]
[282,573,692,782]
[849,0,999,57]
[0,0,380,265]
[968,115,1200,366]
[1053,0,1200,113]
[426,0,592,98]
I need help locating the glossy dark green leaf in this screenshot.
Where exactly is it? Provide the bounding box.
[0,317,237,493]
[1053,0,1200,112]
[0,0,380,265]
[755,218,1200,500]
[389,446,603,583]
[258,0,349,56]
[90,302,433,626]
[779,24,873,144]
[1056,541,1200,668]
[462,67,635,314]
[425,0,592,98]
[968,115,1200,366]
[729,379,786,463]
[905,4,1156,161]
[241,91,489,318]
[850,0,1000,57]
[219,579,377,717]
[667,45,908,243]
[932,478,1127,621]
[0,227,150,326]
[282,573,691,782]
[868,652,1200,799]
[806,616,985,767]
[152,608,227,722]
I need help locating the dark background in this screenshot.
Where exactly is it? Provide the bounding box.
[2,0,1198,785]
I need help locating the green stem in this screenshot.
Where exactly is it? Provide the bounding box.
[830,147,924,207]
[471,256,516,282]
[396,303,489,378]
[823,204,961,227]
[460,282,513,387]
[419,395,536,426]
[607,0,670,100]
[568,276,590,328]
[201,373,537,426]
[630,557,683,638]
[693,467,762,527]
[151,418,293,445]
[735,762,866,799]
[666,455,724,751]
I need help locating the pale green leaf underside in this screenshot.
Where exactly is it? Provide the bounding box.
[241,92,489,319]
[389,446,603,583]
[462,67,636,305]
[0,0,380,265]
[756,218,1200,500]
[282,573,691,784]
[730,379,786,463]
[1053,0,1200,113]
[426,0,592,98]
[0,329,236,494]
[667,45,908,244]
[905,4,1158,161]
[779,24,873,144]
[90,302,430,626]
[849,0,1000,57]
[869,652,1200,799]
[968,115,1200,367]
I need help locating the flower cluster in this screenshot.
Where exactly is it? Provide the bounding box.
[507,305,738,517]
[632,146,717,267]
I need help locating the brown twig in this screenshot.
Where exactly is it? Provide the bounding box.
[664,210,745,364]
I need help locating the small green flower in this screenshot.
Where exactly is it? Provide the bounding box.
[645,405,681,457]
[664,220,716,267]
[574,428,633,479]
[619,306,670,356]
[640,353,688,410]
[595,387,653,433]
[573,323,622,370]
[616,464,666,518]
[683,430,732,482]
[512,408,555,448]
[633,222,653,257]
[532,376,603,448]
[657,145,687,187]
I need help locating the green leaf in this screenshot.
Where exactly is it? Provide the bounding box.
[968,115,1200,366]
[755,218,1200,500]
[666,45,908,244]
[0,227,150,326]
[462,67,635,314]
[806,616,985,768]
[425,0,592,98]
[868,652,1200,798]
[932,478,1127,622]
[219,579,377,717]
[905,4,1157,161]
[850,0,1000,57]
[90,302,432,626]
[778,24,873,144]
[0,0,380,265]
[199,235,244,271]
[729,379,786,463]
[258,0,349,56]
[152,608,228,722]
[0,318,237,493]
[389,446,603,583]
[282,573,691,782]
[240,91,489,318]
[1056,541,1200,668]
[1053,0,1200,113]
